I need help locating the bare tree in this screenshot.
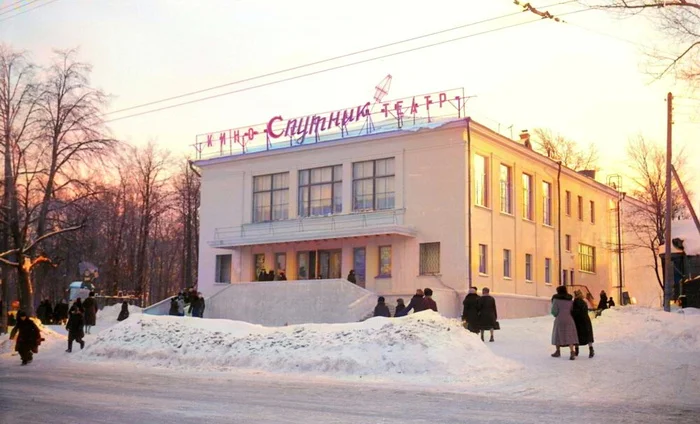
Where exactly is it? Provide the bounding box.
[174,160,200,290]
[532,128,599,171]
[623,135,690,291]
[585,1,700,82]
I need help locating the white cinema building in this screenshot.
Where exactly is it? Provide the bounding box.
[193,89,660,324]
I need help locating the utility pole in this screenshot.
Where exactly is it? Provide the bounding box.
[663,92,673,312]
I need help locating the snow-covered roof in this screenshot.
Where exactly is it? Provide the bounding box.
[663,219,700,256]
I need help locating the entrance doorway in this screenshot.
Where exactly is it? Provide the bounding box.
[297,249,342,279]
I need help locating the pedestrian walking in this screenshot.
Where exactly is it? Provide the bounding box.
[82,292,97,334]
[396,289,425,317]
[9,311,42,365]
[572,290,595,358]
[462,287,480,333]
[477,287,498,342]
[117,301,130,322]
[551,285,579,360]
[65,306,85,353]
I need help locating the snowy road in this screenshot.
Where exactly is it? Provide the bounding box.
[1,361,698,424]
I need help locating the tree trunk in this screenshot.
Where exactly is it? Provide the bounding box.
[16,255,33,316]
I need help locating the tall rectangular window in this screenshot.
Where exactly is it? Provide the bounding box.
[253,173,289,223]
[353,247,366,286]
[478,244,488,274]
[565,234,571,252]
[565,190,571,216]
[215,254,232,283]
[298,165,342,217]
[542,181,552,226]
[275,253,287,279]
[562,269,568,285]
[590,200,595,224]
[419,242,440,275]
[503,249,511,278]
[577,195,583,220]
[474,154,489,207]
[578,243,596,273]
[525,253,533,281]
[353,158,395,211]
[499,164,513,214]
[545,258,552,284]
[378,245,392,277]
[522,173,533,220]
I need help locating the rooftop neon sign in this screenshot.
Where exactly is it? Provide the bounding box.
[193,88,466,160]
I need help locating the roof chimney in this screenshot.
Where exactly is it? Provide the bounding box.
[519,130,532,149]
[578,170,596,180]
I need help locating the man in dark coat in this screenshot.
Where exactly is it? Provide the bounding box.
[117,301,130,322]
[169,297,179,316]
[10,311,42,365]
[54,299,69,325]
[598,290,608,311]
[422,288,438,312]
[190,293,206,318]
[572,290,595,358]
[65,305,85,353]
[347,270,357,284]
[394,298,405,317]
[396,289,425,317]
[462,287,480,333]
[477,287,498,342]
[82,292,97,334]
[373,296,391,317]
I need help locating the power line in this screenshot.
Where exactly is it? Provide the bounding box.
[0,0,59,22]
[0,0,41,14]
[105,1,577,117]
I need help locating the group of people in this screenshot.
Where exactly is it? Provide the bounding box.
[550,285,596,360]
[461,287,499,342]
[168,289,206,318]
[256,269,287,281]
[372,287,439,318]
[36,299,70,325]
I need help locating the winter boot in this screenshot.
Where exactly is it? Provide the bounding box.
[65,349,72,353]
[80,340,85,350]
[480,331,485,342]
[489,335,494,342]
[569,351,576,360]
[589,346,595,358]
[551,349,561,358]
[574,345,579,356]
[21,360,27,365]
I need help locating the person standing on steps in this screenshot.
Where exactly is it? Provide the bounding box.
[551,285,579,360]
[347,270,357,284]
[82,292,97,334]
[462,287,480,334]
[65,305,85,353]
[572,290,595,358]
[477,287,498,342]
[9,311,42,366]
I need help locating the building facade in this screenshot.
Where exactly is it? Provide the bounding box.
[195,114,659,319]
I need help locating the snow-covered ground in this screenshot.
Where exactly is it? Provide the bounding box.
[1,305,700,423]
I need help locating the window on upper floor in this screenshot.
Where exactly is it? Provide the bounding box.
[500,164,513,214]
[503,249,511,278]
[565,234,572,252]
[542,181,552,226]
[215,254,232,283]
[590,200,596,224]
[352,158,395,211]
[474,154,489,207]
[522,173,534,220]
[253,172,289,223]
[479,244,488,274]
[565,190,571,216]
[298,165,342,217]
[525,253,533,281]
[577,195,583,220]
[419,242,441,275]
[578,243,596,273]
[545,258,552,284]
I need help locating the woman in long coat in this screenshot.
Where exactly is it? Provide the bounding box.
[82,292,97,334]
[461,288,480,333]
[551,285,579,360]
[10,311,42,365]
[572,290,595,358]
[117,301,130,322]
[65,305,85,352]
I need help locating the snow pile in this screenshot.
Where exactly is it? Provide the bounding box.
[594,306,700,352]
[98,303,142,322]
[79,311,520,383]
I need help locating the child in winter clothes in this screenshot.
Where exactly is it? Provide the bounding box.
[66,305,86,353]
[10,311,42,365]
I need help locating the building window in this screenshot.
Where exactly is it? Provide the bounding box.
[474,154,489,207]
[352,158,395,211]
[419,242,440,275]
[562,269,568,285]
[275,253,287,279]
[578,243,596,273]
[565,190,571,216]
[570,269,575,284]
[577,195,583,220]
[254,254,266,280]
[525,253,533,281]
[298,165,342,217]
[215,254,232,283]
[499,164,513,214]
[542,181,552,226]
[378,245,392,277]
[522,173,533,220]
[478,244,488,274]
[565,234,571,252]
[590,200,595,224]
[503,249,511,278]
[253,173,289,223]
[353,248,366,286]
[545,258,552,284]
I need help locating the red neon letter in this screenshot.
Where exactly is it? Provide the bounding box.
[341,109,355,126]
[206,134,213,147]
[233,130,240,144]
[410,97,418,114]
[219,132,227,146]
[381,103,390,117]
[266,116,284,139]
[357,102,371,118]
[394,101,404,118]
[247,128,256,140]
[327,111,341,129]
[439,93,447,108]
[424,95,433,111]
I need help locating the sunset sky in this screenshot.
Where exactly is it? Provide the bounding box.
[1,0,698,204]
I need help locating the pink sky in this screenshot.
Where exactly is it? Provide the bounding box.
[1,0,697,205]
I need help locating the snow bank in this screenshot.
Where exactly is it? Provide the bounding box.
[98,303,142,322]
[79,311,520,384]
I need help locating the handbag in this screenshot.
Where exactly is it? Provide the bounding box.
[494,321,500,330]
